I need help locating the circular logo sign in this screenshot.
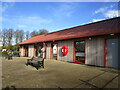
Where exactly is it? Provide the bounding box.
[61,46,68,56]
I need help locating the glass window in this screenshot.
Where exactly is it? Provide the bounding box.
[75,41,85,63]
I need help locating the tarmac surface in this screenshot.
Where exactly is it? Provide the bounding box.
[2,57,120,89]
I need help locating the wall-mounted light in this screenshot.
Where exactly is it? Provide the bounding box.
[110,33,114,36]
[89,37,92,40]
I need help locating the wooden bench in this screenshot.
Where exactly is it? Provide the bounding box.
[26,57,44,70]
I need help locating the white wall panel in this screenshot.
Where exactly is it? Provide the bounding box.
[28,45,34,57]
[86,38,104,66]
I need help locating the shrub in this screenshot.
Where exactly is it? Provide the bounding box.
[13,51,20,57]
[2,51,8,57]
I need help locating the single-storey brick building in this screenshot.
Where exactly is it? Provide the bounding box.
[19,17,120,68]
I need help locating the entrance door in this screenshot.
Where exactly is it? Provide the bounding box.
[24,46,28,57]
[51,43,58,60]
[106,38,120,68]
[75,41,85,64]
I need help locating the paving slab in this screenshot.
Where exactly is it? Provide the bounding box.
[104,76,119,88]
[75,83,96,88]
[89,72,118,88]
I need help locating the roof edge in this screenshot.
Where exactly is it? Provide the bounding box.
[45,17,120,35]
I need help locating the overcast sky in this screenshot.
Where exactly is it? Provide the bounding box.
[1,2,119,32]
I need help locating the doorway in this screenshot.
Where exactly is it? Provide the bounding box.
[106,38,120,68]
[51,43,58,60]
[74,41,85,64]
[24,46,28,57]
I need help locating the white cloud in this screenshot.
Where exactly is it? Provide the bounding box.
[93,4,115,15]
[3,15,52,24]
[18,16,52,25]
[93,4,119,19]
[92,10,119,23]
[18,25,27,28]
[92,18,105,22]
[53,3,79,17]
[0,2,14,13]
[2,15,53,29]
[110,4,114,8]
[94,7,107,14]
[104,10,119,18]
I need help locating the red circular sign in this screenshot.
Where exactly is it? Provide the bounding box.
[61,46,68,56]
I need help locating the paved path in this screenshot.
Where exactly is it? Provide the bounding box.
[2,57,120,88]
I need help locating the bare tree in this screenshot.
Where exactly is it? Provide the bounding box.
[18,30,24,43]
[25,31,30,40]
[2,29,8,46]
[0,29,2,45]
[0,29,2,40]
[7,28,14,46]
[38,29,48,35]
[30,30,38,37]
[30,29,48,38]
[14,29,19,44]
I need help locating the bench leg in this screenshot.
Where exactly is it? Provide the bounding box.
[42,64,44,68]
[36,66,39,70]
[10,57,12,60]
[26,63,28,66]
